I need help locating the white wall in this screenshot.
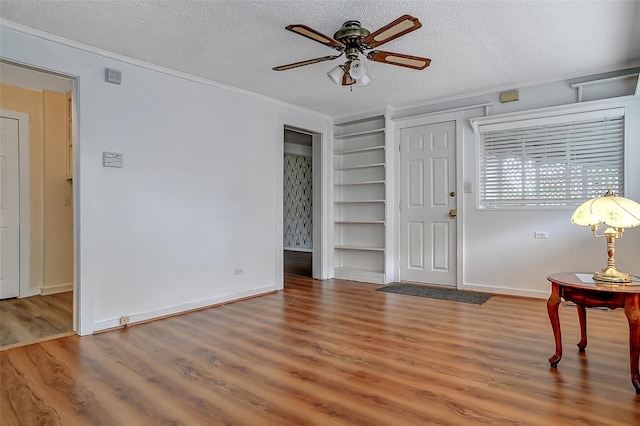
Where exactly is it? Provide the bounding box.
[0,24,330,334]
[3,23,637,335]
[391,70,640,298]
[42,90,74,294]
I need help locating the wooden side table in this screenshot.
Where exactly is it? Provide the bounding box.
[547,272,640,393]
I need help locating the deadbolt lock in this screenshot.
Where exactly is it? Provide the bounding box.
[450,191,456,197]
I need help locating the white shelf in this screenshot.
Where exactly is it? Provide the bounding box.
[336,163,385,171]
[335,245,385,252]
[335,146,385,155]
[334,267,386,284]
[334,200,385,204]
[334,128,384,140]
[335,180,385,187]
[334,220,385,224]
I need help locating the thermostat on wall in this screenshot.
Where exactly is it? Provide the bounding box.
[103,152,123,168]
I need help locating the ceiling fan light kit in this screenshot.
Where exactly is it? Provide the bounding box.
[327,65,344,84]
[273,15,431,88]
[349,60,367,79]
[354,74,370,87]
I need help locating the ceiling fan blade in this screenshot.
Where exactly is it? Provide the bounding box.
[366,50,431,70]
[285,24,345,49]
[362,15,422,48]
[273,55,340,71]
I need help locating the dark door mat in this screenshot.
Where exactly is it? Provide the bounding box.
[376,283,492,305]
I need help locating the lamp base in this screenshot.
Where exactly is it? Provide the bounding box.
[593,267,631,284]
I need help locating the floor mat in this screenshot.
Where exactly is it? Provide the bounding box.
[376,283,492,305]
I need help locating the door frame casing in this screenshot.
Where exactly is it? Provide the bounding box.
[282,127,318,271]
[391,113,464,289]
[275,111,331,288]
[1,109,33,298]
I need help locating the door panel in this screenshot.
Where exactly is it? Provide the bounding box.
[400,121,456,285]
[408,160,424,206]
[0,117,20,299]
[408,221,424,269]
[432,221,449,270]
[432,157,449,206]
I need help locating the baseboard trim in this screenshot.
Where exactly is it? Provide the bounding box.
[19,288,41,298]
[92,285,278,333]
[461,283,548,299]
[334,267,386,284]
[40,283,73,296]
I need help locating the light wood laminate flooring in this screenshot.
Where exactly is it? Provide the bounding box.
[2,275,639,425]
[1,292,74,350]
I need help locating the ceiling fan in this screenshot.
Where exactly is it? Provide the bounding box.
[273,15,431,87]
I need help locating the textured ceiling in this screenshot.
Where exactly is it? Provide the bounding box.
[1,1,639,118]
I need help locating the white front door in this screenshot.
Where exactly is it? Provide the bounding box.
[0,116,21,299]
[399,121,456,286]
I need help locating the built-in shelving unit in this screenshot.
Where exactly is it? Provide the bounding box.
[333,115,387,283]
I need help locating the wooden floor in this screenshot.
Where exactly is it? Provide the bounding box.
[0,292,74,350]
[2,269,640,425]
[284,249,312,277]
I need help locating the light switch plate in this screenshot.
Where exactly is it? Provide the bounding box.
[103,152,123,168]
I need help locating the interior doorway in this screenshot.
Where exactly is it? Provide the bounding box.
[283,128,314,278]
[0,61,76,348]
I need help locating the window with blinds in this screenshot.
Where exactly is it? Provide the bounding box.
[478,108,625,208]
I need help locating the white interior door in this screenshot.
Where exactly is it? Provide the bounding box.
[0,116,21,299]
[400,121,456,286]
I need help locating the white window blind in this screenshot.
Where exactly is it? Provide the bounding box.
[478,108,625,208]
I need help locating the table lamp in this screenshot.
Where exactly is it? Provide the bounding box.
[571,190,640,283]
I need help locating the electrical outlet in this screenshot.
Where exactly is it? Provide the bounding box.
[235,268,244,275]
[119,316,129,326]
[534,231,548,239]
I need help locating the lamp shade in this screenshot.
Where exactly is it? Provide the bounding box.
[348,59,367,80]
[571,191,640,228]
[571,199,602,226]
[327,65,344,84]
[354,73,370,87]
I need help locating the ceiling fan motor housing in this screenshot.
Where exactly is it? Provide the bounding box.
[334,21,371,60]
[334,21,370,45]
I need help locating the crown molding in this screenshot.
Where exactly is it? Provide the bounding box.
[0,19,331,121]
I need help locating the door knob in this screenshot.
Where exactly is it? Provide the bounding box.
[448,209,457,218]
